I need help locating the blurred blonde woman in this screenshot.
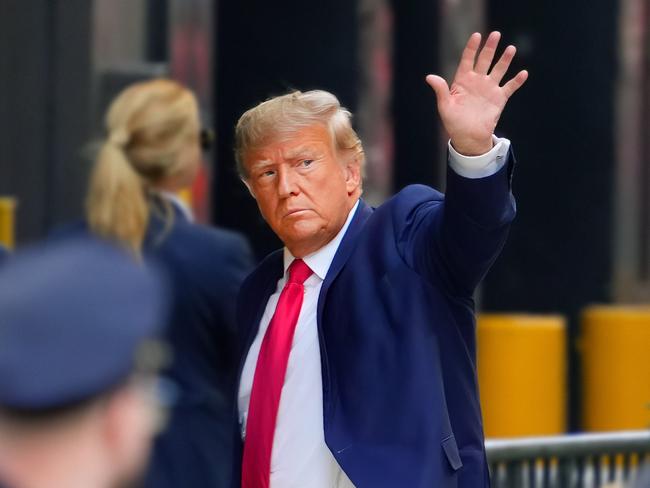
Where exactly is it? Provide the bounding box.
[63,79,253,487]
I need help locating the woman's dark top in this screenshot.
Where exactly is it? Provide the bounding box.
[53,197,254,488]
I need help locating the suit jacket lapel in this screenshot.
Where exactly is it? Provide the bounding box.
[317,199,373,327]
[316,199,372,425]
[236,251,284,386]
[232,252,283,484]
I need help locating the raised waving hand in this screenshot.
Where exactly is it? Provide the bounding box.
[426,31,528,156]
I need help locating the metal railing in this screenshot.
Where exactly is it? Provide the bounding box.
[486,431,650,487]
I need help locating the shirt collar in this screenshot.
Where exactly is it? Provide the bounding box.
[283,200,360,281]
[160,191,194,222]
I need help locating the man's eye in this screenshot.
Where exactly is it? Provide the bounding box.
[301,159,314,167]
[260,170,275,178]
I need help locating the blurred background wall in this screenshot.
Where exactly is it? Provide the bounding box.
[0,0,648,432]
[0,0,92,242]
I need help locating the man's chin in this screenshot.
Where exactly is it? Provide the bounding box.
[279,219,319,238]
[279,226,330,254]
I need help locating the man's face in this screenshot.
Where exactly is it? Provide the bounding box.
[244,125,361,257]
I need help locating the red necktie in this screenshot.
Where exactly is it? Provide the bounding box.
[241,259,313,488]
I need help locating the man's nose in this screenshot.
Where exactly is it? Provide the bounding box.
[277,167,299,197]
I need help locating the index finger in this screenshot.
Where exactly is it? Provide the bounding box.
[456,33,482,76]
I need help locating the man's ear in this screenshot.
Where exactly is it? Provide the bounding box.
[344,156,362,195]
[102,386,155,479]
[101,388,134,464]
[242,178,256,199]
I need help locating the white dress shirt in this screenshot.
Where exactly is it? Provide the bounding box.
[238,137,510,487]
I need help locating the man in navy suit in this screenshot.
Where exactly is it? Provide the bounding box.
[233,32,528,487]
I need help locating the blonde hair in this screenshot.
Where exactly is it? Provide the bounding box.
[86,79,199,254]
[234,90,365,177]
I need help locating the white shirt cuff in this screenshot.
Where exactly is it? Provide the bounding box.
[448,135,511,179]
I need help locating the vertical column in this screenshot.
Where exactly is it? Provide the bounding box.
[168,0,214,223]
[0,1,50,243]
[613,0,650,303]
[357,0,394,206]
[390,0,441,191]
[47,0,93,231]
[0,0,92,243]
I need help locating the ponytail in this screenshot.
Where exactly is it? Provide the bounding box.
[85,138,149,255]
[85,78,199,254]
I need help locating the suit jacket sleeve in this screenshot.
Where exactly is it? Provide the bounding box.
[397,148,516,297]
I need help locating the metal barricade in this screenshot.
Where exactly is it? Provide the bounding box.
[486,431,650,487]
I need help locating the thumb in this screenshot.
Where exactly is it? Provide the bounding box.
[425,74,450,108]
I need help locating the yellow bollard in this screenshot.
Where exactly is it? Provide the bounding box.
[478,314,567,437]
[0,197,17,249]
[581,305,650,431]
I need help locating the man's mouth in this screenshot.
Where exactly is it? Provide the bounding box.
[284,208,312,218]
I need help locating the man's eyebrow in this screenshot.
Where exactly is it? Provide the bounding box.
[249,160,274,171]
[285,146,322,159]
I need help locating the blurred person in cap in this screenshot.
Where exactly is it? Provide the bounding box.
[56,78,253,487]
[232,32,527,487]
[0,239,168,488]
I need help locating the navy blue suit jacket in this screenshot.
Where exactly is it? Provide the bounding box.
[234,154,516,487]
[0,245,8,265]
[141,204,254,488]
[53,201,253,488]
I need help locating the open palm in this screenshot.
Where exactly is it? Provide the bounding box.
[426,32,528,156]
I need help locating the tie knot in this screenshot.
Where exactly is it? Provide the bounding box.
[287,259,313,285]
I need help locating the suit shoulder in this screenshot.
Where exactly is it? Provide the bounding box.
[391,184,444,205]
[376,184,445,225]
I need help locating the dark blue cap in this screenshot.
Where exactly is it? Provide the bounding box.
[0,238,169,410]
